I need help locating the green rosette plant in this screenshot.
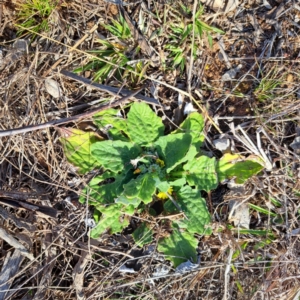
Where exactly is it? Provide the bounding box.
[60,102,264,267]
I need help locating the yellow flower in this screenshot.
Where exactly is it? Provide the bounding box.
[157,187,173,200]
[156,158,165,167]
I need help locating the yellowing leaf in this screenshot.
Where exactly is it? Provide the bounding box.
[216,153,264,184]
[60,128,103,174]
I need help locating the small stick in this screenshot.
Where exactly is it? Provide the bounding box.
[0,227,34,260]
[60,70,159,106]
[0,88,142,137]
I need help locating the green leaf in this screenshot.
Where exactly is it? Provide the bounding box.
[195,22,203,38]
[156,180,170,193]
[174,112,205,147]
[170,178,186,187]
[229,228,275,237]
[155,133,192,173]
[127,102,164,146]
[124,204,136,215]
[181,24,192,42]
[216,154,264,184]
[60,128,102,174]
[175,186,211,234]
[165,45,182,52]
[173,112,205,163]
[91,140,141,173]
[103,15,131,39]
[90,204,130,238]
[210,26,225,34]
[184,156,218,191]
[174,53,184,67]
[124,173,156,204]
[115,195,141,208]
[248,203,277,218]
[180,4,191,14]
[196,20,214,32]
[93,209,101,223]
[79,173,127,205]
[132,222,153,247]
[195,6,204,18]
[93,108,129,141]
[157,230,198,267]
[207,34,213,48]
[164,200,179,214]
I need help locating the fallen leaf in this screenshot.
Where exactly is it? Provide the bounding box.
[45,78,62,98]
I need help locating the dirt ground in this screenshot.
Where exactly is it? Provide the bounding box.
[0,0,300,299]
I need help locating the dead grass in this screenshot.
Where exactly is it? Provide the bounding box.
[0,0,300,299]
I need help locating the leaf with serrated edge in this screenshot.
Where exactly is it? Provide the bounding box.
[60,128,102,174]
[93,108,129,141]
[91,140,141,173]
[124,173,156,204]
[156,181,170,193]
[115,195,141,207]
[127,102,164,146]
[79,173,125,205]
[90,204,130,238]
[216,153,264,184]
[91,204,134,238]
[170,178,186,187]
[174,112,205,147]
[175,186,211,234]
[184,156,218,191]
[164,199,178,214]
[132,222,153,247]
[173,113,206,164]
[157,230,198,267]
[155,133,192,173]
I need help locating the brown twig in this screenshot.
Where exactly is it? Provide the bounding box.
[0,87,144,137]
[60,70,159,106]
